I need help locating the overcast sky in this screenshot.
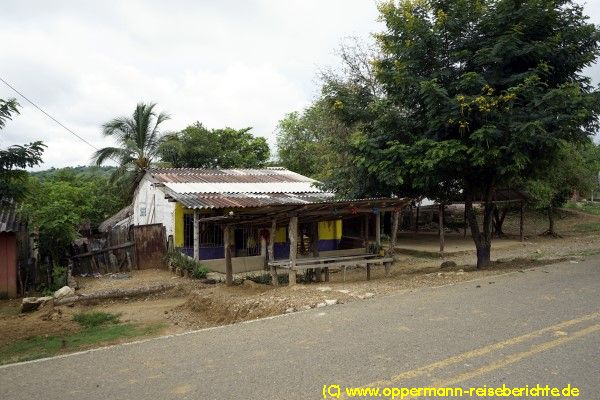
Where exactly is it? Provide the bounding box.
[1,1,599,170]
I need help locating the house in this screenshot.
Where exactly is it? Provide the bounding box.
[130,167,410,275]
[0,202,20,298]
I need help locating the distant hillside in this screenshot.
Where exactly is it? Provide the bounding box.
[31,166,117,180]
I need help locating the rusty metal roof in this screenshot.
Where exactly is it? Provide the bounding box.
[0,202,20,233]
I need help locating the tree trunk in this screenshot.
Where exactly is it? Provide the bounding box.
[547,205,555,235]
[492,205,508,237]
[465,185,495,269]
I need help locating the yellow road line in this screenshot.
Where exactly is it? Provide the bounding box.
[433,323,600,387]
[362,312,600,388]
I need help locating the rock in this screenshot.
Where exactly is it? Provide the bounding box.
[300,305,312,311]
[285,307,295,314]
[324,299,338,306]
[316,302,327,308]
[358,292,375,300]
[336,289,350,294]
[456,271,465,276]
[440,260,457,269]
[316,286,332,292]
[535,249,542,254]
[54,286,75,299]
[21,296,53,313]
[242,279,258,288]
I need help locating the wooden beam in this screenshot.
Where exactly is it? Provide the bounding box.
[415,205,420,233]
[193,210,200,261]
[288,216,298,285]
[439,204,445,256]
[311,221,322,282]
[224,225,233,286]
[268,219,278,286]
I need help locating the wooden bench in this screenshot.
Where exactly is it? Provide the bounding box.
[268,254,394,282]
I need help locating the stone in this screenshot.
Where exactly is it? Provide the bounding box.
[300,305,312,311]
[440,260,457,269]
[324,299,338,306]
[285,307,295,314]
[358,292,375,300]
[21,296,53,313]
[316,302,327,308]
[54,286,75,299]
[316,286,332,292]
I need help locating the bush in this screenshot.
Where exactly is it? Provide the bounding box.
[192,264,209,279]
[165,251,209,279]
[73,312,121,329]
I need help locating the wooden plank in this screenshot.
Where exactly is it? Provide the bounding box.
[288,216,298,285]
[268,253,379,267]
[71,242,134,259]
[275,258,394,271]
[224,225,233,286]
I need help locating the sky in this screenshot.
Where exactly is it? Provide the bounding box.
[1,0,599,170]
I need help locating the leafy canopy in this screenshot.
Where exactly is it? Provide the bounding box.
[158,122,270,168]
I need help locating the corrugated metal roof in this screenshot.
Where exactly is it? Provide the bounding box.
[164,181,322,194]
[148,168,316,185]
[171,192,335,209]
[0,202,20,233]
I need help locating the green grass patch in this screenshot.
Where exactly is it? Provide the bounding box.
[0,322,165,366]
[565,201,600,216]
[573,222,600,233]
[73,311,121,328]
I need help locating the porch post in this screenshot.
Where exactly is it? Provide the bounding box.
[268,219,278,286]
[415,205,420,233]
[390,209,400,253]
[439,204,445,256]
[288,215,298,286]
[311,221,321,282]
[375,211,381,249]
[224,225,233,286]
[193,209,200,260]
[363,213,370,253]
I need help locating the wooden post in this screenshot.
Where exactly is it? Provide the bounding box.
[268,219,278,286]
[193,210,200,260]
[519,201,525,242]
[363,214,370,253]
[260,232,267,268]
[390,210,400,253]
[375,211,381,251]
[288,216,298,286]
[224,225,233,286]
[415,205,420,233]
[439,204,445,256]
[463,205,468,238]
[311,222,321,282]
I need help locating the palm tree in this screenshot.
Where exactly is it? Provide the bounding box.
[93,102,170,197]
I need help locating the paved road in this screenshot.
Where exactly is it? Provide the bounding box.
[1,257,599,399]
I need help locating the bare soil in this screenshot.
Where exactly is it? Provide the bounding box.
[1,208,598,348]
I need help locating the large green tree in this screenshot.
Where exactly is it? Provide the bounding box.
[93,102,169,196]
[352,0,600,267]
[158,122,269,168]
[0,98,44,202]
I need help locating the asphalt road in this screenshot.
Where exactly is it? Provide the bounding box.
[1,257,599,399]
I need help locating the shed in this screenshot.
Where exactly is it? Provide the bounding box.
[0,202,19,298]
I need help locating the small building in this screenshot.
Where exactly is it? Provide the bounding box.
[0,202,19,298]
[131,168,409,274]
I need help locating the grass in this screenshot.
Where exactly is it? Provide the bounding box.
[0,312,165,365]
[73,311,121,328]
[565,201,600,216]
[573,221,600,234]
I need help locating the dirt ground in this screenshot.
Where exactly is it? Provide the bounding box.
[1,208,598,349]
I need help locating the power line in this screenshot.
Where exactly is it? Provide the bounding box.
[0,76,102,153]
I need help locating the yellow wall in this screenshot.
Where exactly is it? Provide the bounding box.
[318,220,342,240]
[174,203,191,247]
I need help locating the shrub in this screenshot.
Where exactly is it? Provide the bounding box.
[73,312,121,329]
[51,266,67,290]
[192,264,209,279]
[165,251,209,279]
